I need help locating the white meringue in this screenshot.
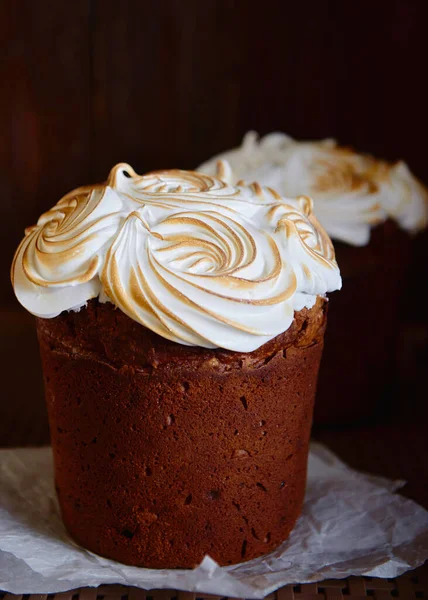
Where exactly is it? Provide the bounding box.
[12,163,341,352]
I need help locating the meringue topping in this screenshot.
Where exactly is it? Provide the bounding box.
[12,163,341,352]
[197,132,428,246]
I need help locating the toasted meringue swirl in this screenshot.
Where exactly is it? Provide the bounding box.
[197,132,428,246]
[12,163,341,351]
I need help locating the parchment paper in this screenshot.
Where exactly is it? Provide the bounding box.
[1,443,427,598]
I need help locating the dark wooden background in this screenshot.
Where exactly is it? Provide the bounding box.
[2,0,428,308]
[0,1,427,506]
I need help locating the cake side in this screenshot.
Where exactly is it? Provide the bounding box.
[314,220,410,424]
[36,300,326,567]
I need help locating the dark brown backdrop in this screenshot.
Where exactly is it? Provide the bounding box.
[1,0,427,448]
[2,0,428,306]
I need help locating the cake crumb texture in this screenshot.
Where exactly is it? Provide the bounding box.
[37,298,326,567]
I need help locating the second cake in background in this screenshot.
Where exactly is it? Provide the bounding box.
[198,133,428,425]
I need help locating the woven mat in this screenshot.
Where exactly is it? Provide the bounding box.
[2,565,428,600]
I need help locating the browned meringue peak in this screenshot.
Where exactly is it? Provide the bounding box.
[197,132,428,246]
[11,162,341,352]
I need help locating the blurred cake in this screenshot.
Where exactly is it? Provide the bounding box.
[11,163,341,567]
[198,133,428,424]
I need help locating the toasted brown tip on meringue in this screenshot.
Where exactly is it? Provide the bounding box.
[11,162,341,352]
[196,131,428,246]
[215,160,233,184]
[107,163,137,187]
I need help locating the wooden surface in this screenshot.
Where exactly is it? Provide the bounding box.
[1,571,428,599]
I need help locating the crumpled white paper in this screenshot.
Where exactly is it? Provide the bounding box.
[0,443,427,598]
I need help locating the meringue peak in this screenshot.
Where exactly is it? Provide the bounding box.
[12,163,341,352]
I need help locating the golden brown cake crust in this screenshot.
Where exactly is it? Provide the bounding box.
[37,298,327,568]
